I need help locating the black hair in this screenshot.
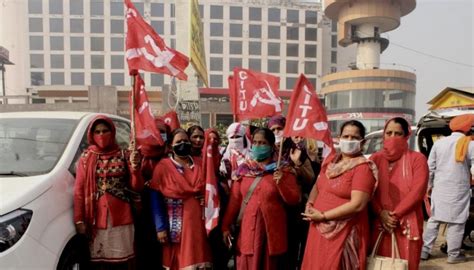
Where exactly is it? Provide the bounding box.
[339,120,366,138]
[251,127,276,146]
[91,119,112,131]
[186,125,204,138]
[169,128,188,145]
[387,117,410,136]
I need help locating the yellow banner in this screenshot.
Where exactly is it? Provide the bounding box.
[190,0,209,87]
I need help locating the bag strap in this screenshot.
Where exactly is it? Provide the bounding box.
[236,176,263,225]
[391,232,401,259]
[370,231,385,258]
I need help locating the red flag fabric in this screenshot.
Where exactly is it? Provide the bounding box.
[229,68,283,121]
[202,129,221,235]
[160,110,180,131]
[283,74,334,158]
[130,73,164,147]
[125,0,189,80]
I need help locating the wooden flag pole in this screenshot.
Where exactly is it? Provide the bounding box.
[129,73,137,151]
[276,138,284,169]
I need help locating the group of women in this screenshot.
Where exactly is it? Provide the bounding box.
[74,114,428,270]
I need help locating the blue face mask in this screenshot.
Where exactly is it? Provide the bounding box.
[251,145,272,161]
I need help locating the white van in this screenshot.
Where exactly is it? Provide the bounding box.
[363,126,417,158]
[0,111,131,270]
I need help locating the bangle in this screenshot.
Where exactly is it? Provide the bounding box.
[321,212,327,221]
[306,202,313,207]
[75,221,84,225]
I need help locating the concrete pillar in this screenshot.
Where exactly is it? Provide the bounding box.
[88,86,118,115]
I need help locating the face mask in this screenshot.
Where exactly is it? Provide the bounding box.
[160,133,167,143]
[339,139,362,155]
[295,141,306,150]
[251,145,272,161]
[383,136,408,161]
[274,131,283,144]
[173,142,192,157]
[228,138,244,150]
[93,133,113,149]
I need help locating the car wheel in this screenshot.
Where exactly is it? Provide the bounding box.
[57,235,89,270]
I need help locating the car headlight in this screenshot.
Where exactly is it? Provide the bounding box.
[0,209,33,252]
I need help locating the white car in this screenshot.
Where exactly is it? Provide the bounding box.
[363,126,418,158]
[0,111,131,270]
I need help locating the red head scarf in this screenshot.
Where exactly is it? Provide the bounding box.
[382,117,411,162]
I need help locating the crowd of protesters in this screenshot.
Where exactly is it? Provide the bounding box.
[73,113,474,270]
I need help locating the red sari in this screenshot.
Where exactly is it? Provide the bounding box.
[301,163,376,270]
[150,157,212,270]
[370,150,428,270]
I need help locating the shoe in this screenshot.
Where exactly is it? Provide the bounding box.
[420,251,430,260]
[447,254,466,264]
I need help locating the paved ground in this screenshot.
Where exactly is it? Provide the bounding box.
[419,224,474,269]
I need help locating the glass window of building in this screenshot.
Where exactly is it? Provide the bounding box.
[230,24,243,37]
[110,1,124,16]
[50,54,64,69]
[111,55,124,69]
[170,3,175,17]
[91,73,105,85]
[268,26,280,39]
[31,72,44,86]
[287,10,299,23]
[28,0,42,14]
[111,20,124,34]
[201,113,210,129]
[70,37,84,51]
[210,57,223,71]
[134,3,144,15]
[49,0,62,14]
[210,40,223,54]
[111,73,124,86]
[331,35,337,48]
[249,25,261,38]
[287,27,299,40]
[151,3,164,17]
[216,114,234,128]
[30,36,43,50]
[305,44,317,58]
[70,55,84,69]
[267,59,280,73]
[268,43,280,56]
[286,43,298,57]
[229,41,242,54]
[249,7,261,21]
[170,39,176,49]
[305,28,317,41]
[286,77,297,89]
[91,37,104,51]
[210,5,223,19]
[286,60,298,74]
[90,0,104,16]
[91,19,104,33]
[29,18,43,32]
[30,54,43,68]
[309,78,317,88]
[50,18,63,33]
[326,91,349,109]
[331,51,337,64]
[70,0,83,15]
[305,11,318,24]
[71,73,85,85]
[230,6,243,20]
[210,74,223,87]
[70,19,84,33]
[50,36,64,50]
[249,41,261,55]
[268,8,280,22]
[210,23,223,36]
[151,21,164,35]
[332,20,337,32]
[249,59,261,71]
[229,58,242,71]
[304,61,317,74]
[151,74,164,86]
[111,37,124,51]
[51,72,65,85]
[91,55,104,69]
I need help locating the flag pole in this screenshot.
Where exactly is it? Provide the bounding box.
[129,71,137,152]
[276,138,284,168]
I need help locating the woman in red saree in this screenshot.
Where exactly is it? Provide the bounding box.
[301,120,377,270]
[149,128,212,270]
[370,117,428,270]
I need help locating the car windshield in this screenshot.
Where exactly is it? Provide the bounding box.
[364,131,416,156]
[0,118,78,176]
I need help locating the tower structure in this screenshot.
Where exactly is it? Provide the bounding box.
[321,0,417,134]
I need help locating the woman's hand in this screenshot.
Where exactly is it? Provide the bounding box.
[75,223,87,235]
[380,210,398,232]
[290,148,303,166]
[222,230,233,249]
[157,230,168,244]
[130,150,141,169]
[273,169,282,184]
[301,207,325,222]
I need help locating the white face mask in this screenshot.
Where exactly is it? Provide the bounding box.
[228,137,244,150]
[274,131,283,144]
[339,139,362,155]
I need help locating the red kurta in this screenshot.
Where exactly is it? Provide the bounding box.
[222,171,300,269]
[301,163,376,270]
[370,150,428,270]
[150,157,212,270]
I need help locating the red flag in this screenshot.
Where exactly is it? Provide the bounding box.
[283,74,334,158]
[130,73,164,147]
[125,0,189,80]
[159,110,180,131]
[229,68,283,121]
[202,129,220,234]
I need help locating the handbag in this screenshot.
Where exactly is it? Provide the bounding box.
[367,232,408,270]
